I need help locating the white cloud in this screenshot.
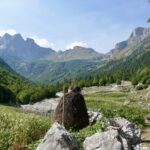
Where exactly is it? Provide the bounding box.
[31,36,55,49]
[0,29,17,36]
[66,41,89,49]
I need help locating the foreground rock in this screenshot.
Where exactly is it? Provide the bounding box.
[21,98,59,116]
[84,129,124,150]
[36,122,78,150]
[84,117,141,150]
[109,117,141,149]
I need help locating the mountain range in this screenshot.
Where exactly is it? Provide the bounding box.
[0,27,150,83]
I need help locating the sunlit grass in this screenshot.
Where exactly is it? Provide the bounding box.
[0,105,52,150]
[85,92,150,127]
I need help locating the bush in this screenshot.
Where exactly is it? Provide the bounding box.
[116,79,121,85]
[141,76,149,84]
[146,79,150,85]
[132,78,138,86]
[0,85,15,103]
[71,122,104,149]
[99,78,107,86]
[136,84,148,90]
[136,85,144,90]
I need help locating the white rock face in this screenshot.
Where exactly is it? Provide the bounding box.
[83,130,123,150]
[36,123,78,150]
[21,98,59,116]
[84,117,141,150]
[109,117,141,149]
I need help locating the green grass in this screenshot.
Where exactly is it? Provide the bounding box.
[71,121,105,150]
[0,105,52,150]
[0,91,149,150]
[85,92,150,127]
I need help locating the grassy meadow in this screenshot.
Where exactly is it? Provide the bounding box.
[0,89,149,150]
[0,105,52,150]
[85,91,150,127]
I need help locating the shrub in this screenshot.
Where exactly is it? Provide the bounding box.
[136,84,148,90]
[132,78,138,86]
[0,85,15,103]
[71,121,104,149]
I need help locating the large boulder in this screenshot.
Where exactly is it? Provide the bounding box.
[83,117,142,150]
[36,123,78,150]
[109,117,141,149]
[54,87,89,130]
[83,129,125,150]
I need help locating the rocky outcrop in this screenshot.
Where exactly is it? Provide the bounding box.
[83,129,125,150]
[109,117,141,148]
[107,27,150,58]
[36,122,78,150]
[84,117,141,150]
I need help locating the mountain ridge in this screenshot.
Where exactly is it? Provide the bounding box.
[0,26,149,84]
[107,27,150,59]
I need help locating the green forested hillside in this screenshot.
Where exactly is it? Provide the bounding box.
[12,59,97,84]
[0,59,56,104]
[0,57,13,71]
[65,47,150,88]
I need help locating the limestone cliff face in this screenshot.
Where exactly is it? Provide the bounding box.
[108,27,150,58]
[0,33,55,62]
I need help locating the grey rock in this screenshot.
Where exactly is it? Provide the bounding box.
[107,27,150,58]
[109,117,141,149]
[88,111,103,124]
[83,129,123,150]
[36,122,78,150]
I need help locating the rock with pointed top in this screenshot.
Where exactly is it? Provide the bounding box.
[36,122,78,150]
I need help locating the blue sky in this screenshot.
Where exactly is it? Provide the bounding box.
[0,0,150,53]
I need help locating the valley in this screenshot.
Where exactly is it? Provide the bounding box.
[0,26,149,149]
[0,83,149,149]
[0,27,149,84]
[0,0,150,149]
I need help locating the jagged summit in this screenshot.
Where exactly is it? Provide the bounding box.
[0,33,55,62]
[108,27,150,58]
[129,27,150,39]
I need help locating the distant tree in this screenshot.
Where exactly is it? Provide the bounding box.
[92,76,99,86]
[99,78,107,86]
[0,85,15,103]
[132,78,138,86]
[116,79,121,85]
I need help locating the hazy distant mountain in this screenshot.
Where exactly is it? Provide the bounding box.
[0,33,103,63]
[47,46,104,62]
[0,33,56,62]
[108,27,150,59]
[0,27,149,84]
[0,57,12,71]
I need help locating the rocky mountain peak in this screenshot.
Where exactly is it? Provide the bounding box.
[2,33,12,41]
[129,27,150,43]
[26,38,35,44]
[108,27,150,58]
[130,27,145,38]
[68,46,97,54]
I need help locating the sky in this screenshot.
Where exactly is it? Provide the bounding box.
[0,0,150,53]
